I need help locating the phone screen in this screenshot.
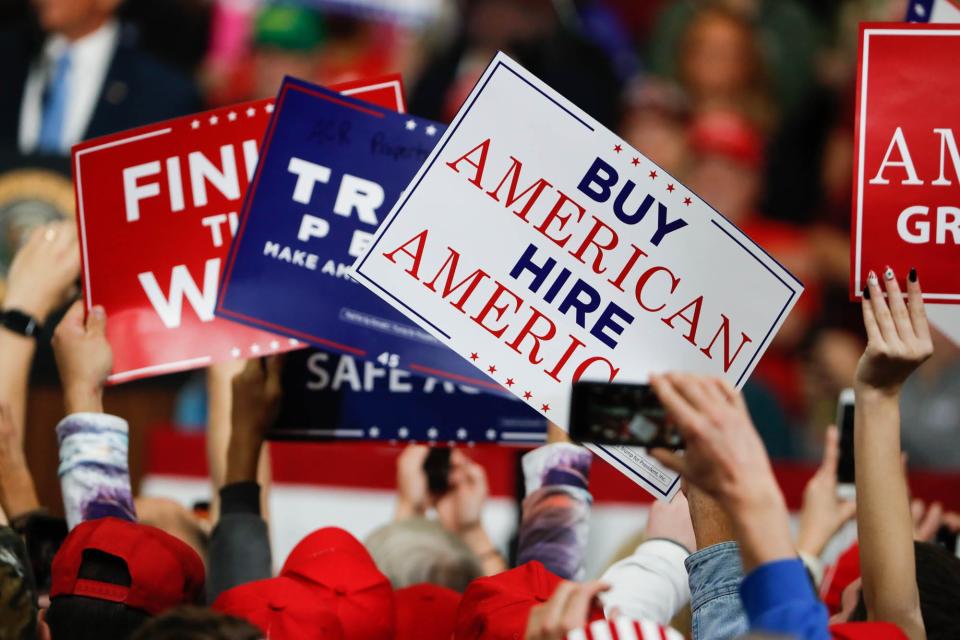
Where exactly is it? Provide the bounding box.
[423,448,451,495]
[837,392,856,485]
[569,382,683,449]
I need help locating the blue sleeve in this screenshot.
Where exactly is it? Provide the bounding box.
[740,558,831,640]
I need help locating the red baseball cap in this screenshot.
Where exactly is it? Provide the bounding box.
[50,517,204,615]
[830,622,908,639]
[455,561,603,639]
[396,583,461,640]
[213,576,344,639]
[280,527,395,639]
[689,110,764,170]
[821,543,860,614]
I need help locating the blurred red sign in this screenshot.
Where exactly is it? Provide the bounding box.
[72,75,406,383]
[852,24,960,302]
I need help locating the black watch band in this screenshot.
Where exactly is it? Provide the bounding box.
[0,309,43,338]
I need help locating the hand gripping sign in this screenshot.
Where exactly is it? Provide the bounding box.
[216,77,505,393]
[351,53,803,500]
[851,24,960,304]
[72,75,405,383]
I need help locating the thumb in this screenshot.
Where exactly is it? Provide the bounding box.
[58,300,86,334]
[86,305,107,336]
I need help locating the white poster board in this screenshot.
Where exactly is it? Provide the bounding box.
[352,53,802,499]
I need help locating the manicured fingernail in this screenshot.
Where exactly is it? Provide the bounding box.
[884,266,895,281]
[909,267,917,282]
[868,270,878,284]
[862,285,871,300]
[91,306,105,319]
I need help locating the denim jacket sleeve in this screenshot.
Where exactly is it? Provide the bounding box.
[685,541,750,640]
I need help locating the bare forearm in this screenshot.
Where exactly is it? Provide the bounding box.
[729,488,796,573]
[0,331,36,445]
[461,523,507,576]
[0,436,39,518]
[854,387,923,639]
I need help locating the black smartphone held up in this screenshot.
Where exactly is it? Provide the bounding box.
[935,525,960,557]
[423,448,452,496]
[568,381,683,449]
[836,388,856,499]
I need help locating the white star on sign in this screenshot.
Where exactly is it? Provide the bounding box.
[230,347,241,358]
[190,119,200,129]
[209,115,218,125]
[457,428,467,439]
[246,107,256,117]
[425,125,437,136]
[398,427,409,438]
[427,427,438,439]
[265,103,274,113]
[288,338,299,346]
[486,429,497,440]
[405,120,417,131]
[250,344,261,354]
[269,340,279,350]
[228,111,237,121]
[369,427,380,437]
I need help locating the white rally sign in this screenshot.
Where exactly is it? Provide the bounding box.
[352,53,803,499]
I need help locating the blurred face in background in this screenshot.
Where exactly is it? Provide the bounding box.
[465,0,555,50]
[680,10,756,102]
[621,110,690,178]
[32,0,121,40]
[252,48,318,100]
[686,154,758,224]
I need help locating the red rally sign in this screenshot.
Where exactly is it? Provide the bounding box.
[72,75,406,383]
[852,24,960,303]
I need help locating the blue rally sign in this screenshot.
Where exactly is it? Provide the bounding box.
[217,76,506,393]
[271,349,546,445]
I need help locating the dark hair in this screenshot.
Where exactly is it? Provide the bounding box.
[130,606,262,640]
[851,541,960,639]
[45,550,151,640]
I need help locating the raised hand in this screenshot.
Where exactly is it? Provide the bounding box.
[52,301,112,414]
[395,444,431,519]
[797,425,857,557]
[856,267,932,394]
[225,356,282,484]
[4,221,79,322]
[436,449,489,534]
[524,580,609,640]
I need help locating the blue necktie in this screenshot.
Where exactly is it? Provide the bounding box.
[37,50,72,154]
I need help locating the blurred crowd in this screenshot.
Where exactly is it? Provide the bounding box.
[2,0,958,466]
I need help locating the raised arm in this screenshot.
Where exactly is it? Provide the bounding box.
[853,268,932,640]
[651,373,829,640]
[207,357,282,602]
[0,221,79,443]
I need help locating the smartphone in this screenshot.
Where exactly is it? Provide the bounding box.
[935,525,959,557]
[836,388,856,499]
[568,381,683,449]
[423,448,452,495]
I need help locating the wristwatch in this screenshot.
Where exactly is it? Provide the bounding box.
[0,309,43,338]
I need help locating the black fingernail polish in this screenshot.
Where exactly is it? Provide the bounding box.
[863,285,871,300]
[909,267,917,282]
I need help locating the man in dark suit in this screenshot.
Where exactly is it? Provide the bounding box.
[0,0,202,156]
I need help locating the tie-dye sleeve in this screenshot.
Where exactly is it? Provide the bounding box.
[56,413,136,530]
[516,443,593,581]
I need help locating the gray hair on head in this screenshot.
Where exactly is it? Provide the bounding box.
[365,518,483,593]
